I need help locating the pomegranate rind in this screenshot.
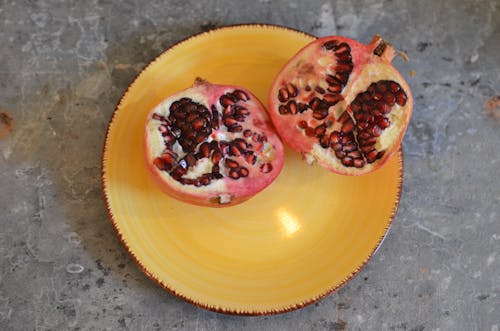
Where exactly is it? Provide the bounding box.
[268,35,413,175]
[145,80,284,207]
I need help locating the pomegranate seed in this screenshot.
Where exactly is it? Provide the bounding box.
[332,143,343,151]
[353,158,365,168]
[342,157,354,167]
[314,124,326,136]
[228,125,243,133]
[229,169,240,179]
[315,86,325,94]
[183,153,196,167]
[239,167,249,177]
[305,85,311,91]
[164,134,176,144]
[153,157,166,171]
[341,118,354,133]
[260,163,273,173]
[225,159,239,168]
[212,164,220,173]
[341,134,352,144]
[309,97,321,111]
[327,84,342,93]
[305,127,315,137]
[211,151,222,164]
[200,176,210,186]
[323,40,338,50]
[298,120,308,129]
[243,129,252,137]
[338,111,350,123]
[186,113,198,122]
[245,152,256,165]
[211,105,219,129]
[371,125,382,137]
[396,91,407,106]
[367,83,377,93]
[384,92,396,106]
[376,150,385,159]
[287,83,298,97]
[330,131,341,144]
[377,81,387,93]
[323,93,343,105]
[389,82,400,93]
[313,109,328,120]
[220,94,236,107]
[192,118,204,130]
[335,150,345,158]
[158,126,168,134]
[152,113,163,121]
[347,150,361,158]
[298,103,308,113]
[373,92,383,101]
[358,131,371,140]
[336,53,352,62]
[288,100,298,114]
[234,106,249,116]
[334,63,353,72]
[233,89,249,101]
[224,117,237,126]
[319,135,330,148]
[278,88,289,102]
[366,149,378,163]
[350,102,361,112]
[326,75,341,86]
[279,105,288,115]
[343,143,357,152]
[199,142,210,157]
[229,145,241,156]
[377,116,390,129]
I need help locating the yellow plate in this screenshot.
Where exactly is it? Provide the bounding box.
[102,24,403,315]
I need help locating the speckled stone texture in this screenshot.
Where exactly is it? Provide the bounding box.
[0,0,498,330]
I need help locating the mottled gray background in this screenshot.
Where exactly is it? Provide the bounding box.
[0,0,499,330]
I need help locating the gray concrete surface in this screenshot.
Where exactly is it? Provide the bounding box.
[0,0,499,330]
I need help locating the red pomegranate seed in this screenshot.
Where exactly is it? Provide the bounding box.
[229,125,242,133]
[315,86,325,94]
[224,117,237,127]
[327,84,342,93]
[347,150,361,158]
[278,88,289,102]
[287,83,298,97]
[309,97,321,111]
[353,158,365,168]
[335,150,345,158]
[298,120,308,129]
[343,143,357,152]
[389,82,400,93]
[298,103,308,113]
[319,135,330,148]
[334,63,353,72]
[330,131,341,144]
[278,105,288,115]
[323,93,342,105]
[233,89,249,101]
[243,129,252,137]
[332,143,342,151]
[338,111,350,123]
[260,162,273,173]
[225,159,239,169]
[342,157,354,167]
[220,95,236,107]
[288,100,298,114]
[164,134,176,144]
[396,91,407,106]
[153,157,166,170]
[341,118,354,133]
[377,81,388,93]
[313,109,328,120]
[371,125,382,137]
[377,116,390,129]
[305,127,315,137]
[341,134,352,144]
[239,167,249,177]
[314,124,327,136]
[229,145,241,156]
[384,92,396,106]
[198,142,210,157]
[366,149,378,163]
[192,118,204,130]
[229,169,240,179]
[211,151,222,164]
[376,150,385,159]
[245,152,256,165]
[323,40,338,50]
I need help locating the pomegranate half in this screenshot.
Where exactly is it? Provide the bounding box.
[268,35,413,175]
[145,78,284,207]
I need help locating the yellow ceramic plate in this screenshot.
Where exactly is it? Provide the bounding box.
[102,24,403,315]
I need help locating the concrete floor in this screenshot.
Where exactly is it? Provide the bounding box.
[0,0,499,330]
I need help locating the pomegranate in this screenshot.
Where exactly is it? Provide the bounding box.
[268,35,413,175]
[144,78,284,207]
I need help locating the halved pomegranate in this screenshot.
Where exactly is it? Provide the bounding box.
[268,35,413,175]
[145,78,284,207]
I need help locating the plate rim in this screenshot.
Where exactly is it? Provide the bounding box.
[101,23,404,316]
